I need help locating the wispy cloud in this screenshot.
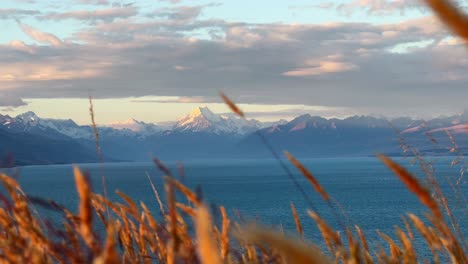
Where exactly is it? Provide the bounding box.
[313,0,426,16]
[283,61,359,77]
[149,5,203,21]
[131,96,219,104]
[0,2,467,116]
[0,8,40,19]
[76,0,110,5]
[223,105,355,120]
[159,0,184,4]
[17,22,63,46]
[40,6,138,23]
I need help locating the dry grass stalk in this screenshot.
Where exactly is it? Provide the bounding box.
[176,202,196,217]
[285,151,330,201]
[219,92,244,117]
[165,180,179,254]
[145,172,165,214]
[345,228,362,264]
[73,167,96,251]
[220,206,230,260]
[395,227,417,263]
[401,216,414,241]
[238,226,332,264]
[424,0,468,40]
[407,214,442,251]
[166,177,201,206]
[378,155,442,219]
[153,157,173,176]
[195,204,222,264]
[355,225,369,253]
[0,156,466,263]
[290,202,303,239]
[307,211,342,253]
[88,96,102,160]
[116,190,139,218]
[93,223,120,264]
[377,231,402,261]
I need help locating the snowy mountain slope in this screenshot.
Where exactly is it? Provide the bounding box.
[172,106,283,135]
[106,119,163,137]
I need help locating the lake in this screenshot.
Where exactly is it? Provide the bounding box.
[2,156,467,258]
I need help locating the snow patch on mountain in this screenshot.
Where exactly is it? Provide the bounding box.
[106,119,162,136]
[429,124,468,134]
[401,125,424,134]
[174,107,276,135]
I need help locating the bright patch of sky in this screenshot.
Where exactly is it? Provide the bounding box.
[387,39,435,53]
[0,97,347,124]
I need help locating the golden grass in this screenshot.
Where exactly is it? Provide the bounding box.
[0,154,467,263]
[285,151,330,202]
[378,154,442,219]
[290,202,303,239]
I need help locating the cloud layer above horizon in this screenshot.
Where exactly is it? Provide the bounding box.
[0,0,468,121]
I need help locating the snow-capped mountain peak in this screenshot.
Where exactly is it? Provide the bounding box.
[176,107,222,132]
[16,111,40,126]
[106,118,162,136]
[179,107,223,124]
[108,118,142,131]
[174,107,276,135]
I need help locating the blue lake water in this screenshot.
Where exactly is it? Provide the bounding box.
[2,157,467,258]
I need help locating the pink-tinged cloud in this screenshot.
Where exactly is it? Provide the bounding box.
[42,6,138,22]
[8,40,35,54]
[0,64,102,81]
[174,65,189,71]
[336,0,423,15]
[283,61,359,77]
[18,23,63,46]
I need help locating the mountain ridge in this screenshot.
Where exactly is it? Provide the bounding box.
[0,107,467,165]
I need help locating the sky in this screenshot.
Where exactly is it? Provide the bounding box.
[0,0,467,124]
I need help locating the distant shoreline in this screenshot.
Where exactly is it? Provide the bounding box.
[4,153,462,169]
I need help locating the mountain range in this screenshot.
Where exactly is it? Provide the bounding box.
[0,107,466,166]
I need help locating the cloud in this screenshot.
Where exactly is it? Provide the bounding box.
[0,95,28,107]
[148,4,220,23]
[8,40,36,54]
[329,0,468,16]
[339,0,423,15]
[131,96,219,104]
[283,61,359,77]
[0,64,102,81]
[223,105,355,120]
[77,0,110,5]
[40,6,138,23]
[159,0,184,4]
[0,9,40,19]
[150,5,203,22]
[18,22,63,46]
[15,0,36,3]
[2,13,468,116]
